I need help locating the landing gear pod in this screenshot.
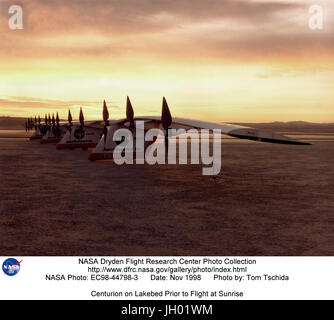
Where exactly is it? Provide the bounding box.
[56,125,101,150]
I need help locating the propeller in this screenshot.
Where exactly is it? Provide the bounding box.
[56,112,60,137]
[38,115,41,133]
[161,97,172,153]
[79,107,84,128]
[68,109,73,134]
[103,100,109,124]
[102,100,109,144]
[68,109,73,124]
[48,113,51,132]
[126,96,135,129]
[51,113,56,136]
[44,114,47,133]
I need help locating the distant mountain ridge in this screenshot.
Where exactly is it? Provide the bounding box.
[0,117,26,130]
[233,121,334,128]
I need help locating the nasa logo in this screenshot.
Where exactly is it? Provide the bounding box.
[74,128,85,140]
[2,258,22,276]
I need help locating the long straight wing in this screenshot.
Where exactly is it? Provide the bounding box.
[125,116,311,145]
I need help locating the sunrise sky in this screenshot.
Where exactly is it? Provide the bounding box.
[0,0,333,122]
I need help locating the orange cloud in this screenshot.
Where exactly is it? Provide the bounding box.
[0,0,333,122]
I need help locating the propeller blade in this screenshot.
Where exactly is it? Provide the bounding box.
[56,112,59,125]
[161,97,173,154]
[102,101,109,144]
[51,114,56,136]
[103,100,109,123]
[68,109,73,134]
[68,109,72,124]
[126,96,134,128]
[48,114,51,132]
[161,97,172,130]
[79,107,84,127]
[55,112,60,137]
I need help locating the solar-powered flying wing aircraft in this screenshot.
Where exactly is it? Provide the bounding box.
[88,97,310,161]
